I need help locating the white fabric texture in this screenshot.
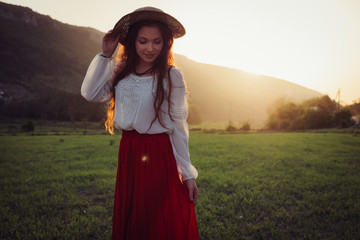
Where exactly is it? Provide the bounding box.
[81,54,198,180]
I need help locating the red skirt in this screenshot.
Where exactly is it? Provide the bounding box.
[112,130,200,240]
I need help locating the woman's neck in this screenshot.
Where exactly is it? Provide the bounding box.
[135,63,154,76]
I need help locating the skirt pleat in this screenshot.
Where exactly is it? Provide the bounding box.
[112,130,199,240]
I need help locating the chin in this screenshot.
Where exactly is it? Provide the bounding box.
[143,59,156,64]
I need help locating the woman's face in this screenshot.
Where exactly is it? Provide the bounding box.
[135,25,164,66]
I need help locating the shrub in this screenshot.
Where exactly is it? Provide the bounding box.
[22,121,35,132]
[225,121,237,132]
[333,108,355,128]
[239,120,251,131]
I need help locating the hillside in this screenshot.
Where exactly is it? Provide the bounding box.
[0,2,104,121]
[0,2,322,126]
[175,55,321,125]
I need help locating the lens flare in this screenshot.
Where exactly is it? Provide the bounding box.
[141,155,148,162]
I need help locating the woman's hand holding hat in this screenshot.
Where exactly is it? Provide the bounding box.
[101,30,120,58]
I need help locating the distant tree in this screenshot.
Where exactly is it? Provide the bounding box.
[239,120,251,131]
[349,98,360,116]
[303,95,336,115]
[266,100,304,130]
[225,121,237,132]
[266,95,340,131]
[333,108,355,128]
[302,107,332,129]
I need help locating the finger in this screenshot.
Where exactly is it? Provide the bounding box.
[188,188,194,201]
[104,30,115,40]
[115,33,121,42]
[103,34,111,42]
[107,32,120,42]
[194,188,198,201]
[107,30,120,41]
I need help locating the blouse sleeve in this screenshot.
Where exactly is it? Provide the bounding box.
[168,68,198,181]
[81,54,115,102]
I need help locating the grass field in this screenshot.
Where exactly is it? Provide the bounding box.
[0,132,359,239]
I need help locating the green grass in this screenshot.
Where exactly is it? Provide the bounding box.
[0,134,120,239]
[191,133,360,239]
[1,132,359,239]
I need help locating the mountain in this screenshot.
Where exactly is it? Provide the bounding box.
[0,2,322,127]
[0,2,104,121]
[175,55,321,126]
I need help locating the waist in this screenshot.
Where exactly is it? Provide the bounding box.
[121,129,168,138]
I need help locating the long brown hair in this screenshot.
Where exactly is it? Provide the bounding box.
[105,21,175,134]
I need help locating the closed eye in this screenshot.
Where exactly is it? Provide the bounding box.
[154,38,162,44]
[137,37,162,45]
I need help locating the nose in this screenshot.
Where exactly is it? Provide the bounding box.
[146,42,154,52]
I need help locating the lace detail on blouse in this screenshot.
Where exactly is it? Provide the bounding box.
[116,74,156,92]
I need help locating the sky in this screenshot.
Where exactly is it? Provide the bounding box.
[3,0,360,104]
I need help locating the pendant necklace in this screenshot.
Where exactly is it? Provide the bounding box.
[134,67,153,76]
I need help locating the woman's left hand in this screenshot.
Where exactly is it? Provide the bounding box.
[184,179,198,202]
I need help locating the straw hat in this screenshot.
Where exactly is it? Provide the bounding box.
[112,7,186,45]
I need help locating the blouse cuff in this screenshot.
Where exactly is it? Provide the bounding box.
[100,54,112,59]
[169,121,198,181]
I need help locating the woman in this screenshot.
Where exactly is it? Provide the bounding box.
[81,7,200,240]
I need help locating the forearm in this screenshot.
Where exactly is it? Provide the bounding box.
[81,54,114,102]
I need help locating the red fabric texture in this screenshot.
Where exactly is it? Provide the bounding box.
[112,130,200,240]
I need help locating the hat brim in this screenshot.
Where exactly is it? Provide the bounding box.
[112,9,186,45]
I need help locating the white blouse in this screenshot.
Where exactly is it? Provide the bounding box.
[81,54,198,180]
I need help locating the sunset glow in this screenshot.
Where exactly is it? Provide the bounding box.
[4,0,360,103]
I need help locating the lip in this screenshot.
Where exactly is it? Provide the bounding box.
[145,54,155,58]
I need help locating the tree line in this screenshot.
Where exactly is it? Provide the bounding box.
[266,95,359,131]
[0,88,105,122]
